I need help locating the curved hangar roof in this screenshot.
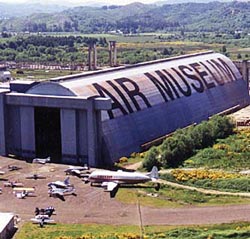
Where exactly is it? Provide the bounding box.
[27,51,250,161]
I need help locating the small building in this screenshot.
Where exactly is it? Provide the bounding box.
[0,213,15,239]
[0,70,12,82]
[0,51,249,166]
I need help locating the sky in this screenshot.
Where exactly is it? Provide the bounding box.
[0,0,158,5]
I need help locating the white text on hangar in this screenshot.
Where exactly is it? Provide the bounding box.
[0,51,249,166]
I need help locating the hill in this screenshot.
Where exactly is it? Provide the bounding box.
[0,1,249,33]
[0,2,68,19]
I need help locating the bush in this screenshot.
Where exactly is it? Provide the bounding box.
[153,116,234,168]
[142,146,161,171]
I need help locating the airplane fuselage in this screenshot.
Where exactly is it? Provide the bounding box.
[89,170,150,184]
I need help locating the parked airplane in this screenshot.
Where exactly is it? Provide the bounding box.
[64,165,89,177]
[4,181,24,188]
[13,187,35,199]
[13,187,35,192]
[88,166,159,197]
[48,177,72,189]
[48,185,76,201]
[8,165,22,171]
[32,156,50,164]
[30,214,55,227]
[35,206,55,217]
[26,174,46,180]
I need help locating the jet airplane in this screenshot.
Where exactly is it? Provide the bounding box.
[88,166,159,197]
[48,177,72,189]
[48,185,76,201]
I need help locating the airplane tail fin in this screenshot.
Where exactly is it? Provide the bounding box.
[64,176,70,185]
[148,166,159,180]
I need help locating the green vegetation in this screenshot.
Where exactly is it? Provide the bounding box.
[116,184,250,208]
[140,118,250,198]
[0,31,248,69]
[184,128,250,170]
[15,222,250,239]
[0,35,107,63]
[143,115,234,170]
[161,169,250,193]
[1,2,250,34]
[11,69,81,80]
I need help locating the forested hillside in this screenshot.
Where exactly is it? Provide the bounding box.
[0,1,249,33]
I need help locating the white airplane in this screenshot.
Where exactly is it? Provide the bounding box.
[64,165,89,177]
[32,156,50,164]
[30,214,55,227]
[48,176,72,189]
[13,187,36,199]
[88,166,159,197]
[48,185,76,201]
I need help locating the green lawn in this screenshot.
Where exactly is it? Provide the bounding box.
[15,222,250,239]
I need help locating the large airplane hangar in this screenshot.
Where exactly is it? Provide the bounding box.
[0,51,249,166]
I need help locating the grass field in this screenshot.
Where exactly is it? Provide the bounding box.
[15,222,250,239]
[11,69,82,80]
[115,184,250,208]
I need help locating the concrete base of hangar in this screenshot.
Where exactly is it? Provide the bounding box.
[0,213,15,239]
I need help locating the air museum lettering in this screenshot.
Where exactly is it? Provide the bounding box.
[92,57,238,119]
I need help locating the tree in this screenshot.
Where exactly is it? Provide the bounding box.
[143,147,161,171]
[221,45,227,54]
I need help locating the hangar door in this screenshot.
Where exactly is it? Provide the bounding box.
[35,107,62,163]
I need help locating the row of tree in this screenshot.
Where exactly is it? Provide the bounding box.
[0,35,108,49]
[142,116,234,170]
[0,35,182,64]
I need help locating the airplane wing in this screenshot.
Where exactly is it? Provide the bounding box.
[54,192,65,201]
[71,169,81,176]
[30,218,55,224]
[106,182,119,192]
[13,187,35,192]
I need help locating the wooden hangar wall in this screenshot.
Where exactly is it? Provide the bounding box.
[0,52,249,166]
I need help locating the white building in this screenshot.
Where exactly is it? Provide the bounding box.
[0,213,15,239]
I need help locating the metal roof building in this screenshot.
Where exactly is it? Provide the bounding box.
[0,52,249,166]
[0,213,15,239]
